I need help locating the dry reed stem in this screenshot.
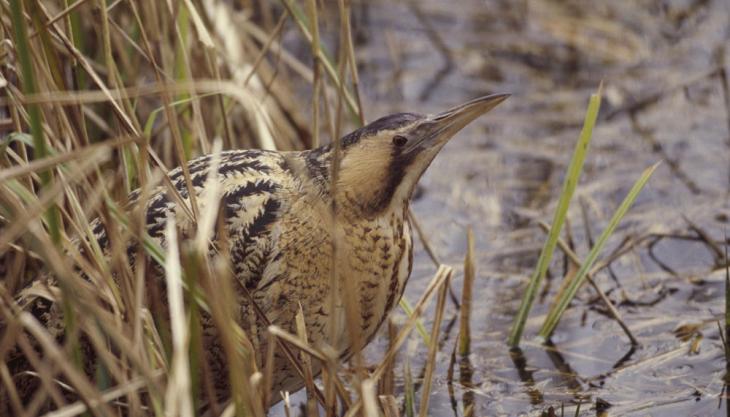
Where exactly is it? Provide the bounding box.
[0,135,138,183]
[417,271,451,417]
[379,394,400,417]
[306,0,322,148]
[361,378,379,417]
[458,228,475,356]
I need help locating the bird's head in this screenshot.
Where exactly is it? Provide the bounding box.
[319,94,509,216]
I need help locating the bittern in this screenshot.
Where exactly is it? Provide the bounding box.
[3,94,508,410]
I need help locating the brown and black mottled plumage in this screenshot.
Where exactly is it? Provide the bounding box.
[1,94,507,411]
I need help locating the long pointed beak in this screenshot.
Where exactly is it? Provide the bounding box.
[405,93,509,153]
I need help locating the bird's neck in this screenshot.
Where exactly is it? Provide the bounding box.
[301,146,414,219]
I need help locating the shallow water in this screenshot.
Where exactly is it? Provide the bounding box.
[339,0,730,416]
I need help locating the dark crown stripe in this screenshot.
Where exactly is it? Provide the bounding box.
[341,112,421,147]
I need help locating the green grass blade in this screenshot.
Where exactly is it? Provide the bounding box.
[65,0,87,89]
[28,1,65,90]
[4,179,40,206]
[143,93,218,138]
[538,161,660,339]
[1,132,36,155]
[507,87,603,347]
[173,3,194,160]
[9,0,61,244]
[399,297,431,346]
[280,0,362,126]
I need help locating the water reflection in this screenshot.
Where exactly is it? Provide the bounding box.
[543,340,583,393]
[611,345,637,370]
[589,345,637,387]
[459,355,475,417]
[509,347,544,405]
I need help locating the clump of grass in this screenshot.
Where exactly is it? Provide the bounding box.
[1,0,320,415]
[508,84,658,346]
[539,162,659,339]
[508,85,603,347]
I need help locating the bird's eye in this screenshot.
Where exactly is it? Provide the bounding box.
[392,135,408,147]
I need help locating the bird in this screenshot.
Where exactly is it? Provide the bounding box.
[2,93,508,412]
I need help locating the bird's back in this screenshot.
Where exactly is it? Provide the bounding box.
[4,149,296,406]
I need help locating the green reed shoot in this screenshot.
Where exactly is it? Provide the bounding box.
[9,0,61,244]
[508,85,602,347]
[539,162,659,339]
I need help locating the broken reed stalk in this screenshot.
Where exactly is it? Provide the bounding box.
[458,228,475,356]
[508,84,603,347]
[282,392,292,417]
[361,379,379,417]
[379,395,400,417]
